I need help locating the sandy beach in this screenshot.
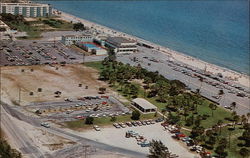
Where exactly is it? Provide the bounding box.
[56,10,249,88]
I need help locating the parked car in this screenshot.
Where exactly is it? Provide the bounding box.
[155,118,164,122]
[93,125,101,131]
[41,122,50,128]
[119,123,126,128]
[75,115,85,119]
[126,122,133,127]
[131,121,138,126]
[141,121,147,125]
[113,123,121,128]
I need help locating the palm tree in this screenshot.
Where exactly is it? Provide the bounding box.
[148,140,171,158]
[241,115,248,125]
[247,112,250,122]
[209,103,217,116]
[233,115,240,129]
[231,102,236,111]
[218,89,224,95]
[239,148,250,158]
[217,120,223,135]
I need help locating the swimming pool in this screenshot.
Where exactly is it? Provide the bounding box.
[83,43,101,50]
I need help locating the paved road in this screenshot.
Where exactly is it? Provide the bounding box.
[1,103,146,158]
[1,105,49,158]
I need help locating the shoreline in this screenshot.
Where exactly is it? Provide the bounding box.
[55,10,249,88]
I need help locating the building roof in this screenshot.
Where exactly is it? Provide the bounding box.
[106,37,136,46]
[132,98,157,110]
[63,33,92,38]
[0,3,50,7]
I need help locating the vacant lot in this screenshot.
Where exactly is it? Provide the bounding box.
[0,64,111,106]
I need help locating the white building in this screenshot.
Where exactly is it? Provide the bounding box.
[0,3,52,17]
[132,98,157,113]
[105,37,137,54]
[62,33,93,45]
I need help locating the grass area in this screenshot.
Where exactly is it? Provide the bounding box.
[212,125,249,158]
[40,18,73,30]
[8,17,73,39]
[9,22,42,39]
[84,61,232,130]
[65,113,159,129]
[84,61,104,72]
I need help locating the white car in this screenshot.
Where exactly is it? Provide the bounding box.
[41,122,50,128]
[93,125,101,131]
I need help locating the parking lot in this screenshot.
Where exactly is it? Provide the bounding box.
[69,123,198,158]
[27,96,130,122]
[117,47,250,115]
[0,40,84,66]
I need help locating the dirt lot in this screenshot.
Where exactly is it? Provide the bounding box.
[0,64,112,106]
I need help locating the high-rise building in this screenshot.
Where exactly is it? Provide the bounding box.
[0,3,52,17]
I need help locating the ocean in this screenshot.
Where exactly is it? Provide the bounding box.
[45,0,249,75]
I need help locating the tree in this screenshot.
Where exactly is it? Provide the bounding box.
[241,124,250,147]
[209,103,217,116]
[215,138,228,158]
[110,116,117,122]
[239,148,249,158]
[0,138,22,158]
[85,116,94,124]
[231,102,236,111]
[217,120,223,135]
[233,115,240,129]
[247,113,250,121]
[99,87,106,94]
[218,89,224,95]
[206,135,216,149]
[215,145,228,158]
[148,140,171,158]
[241,115,248,125]
[73,22,85,31]
[191,126,205,139]
[131,110,141,120]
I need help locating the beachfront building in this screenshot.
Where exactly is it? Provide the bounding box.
[105,37,137,54]
[0,3,52,17]
[77,42,107,55]
[132,98,157,113]
[62,33,93,45]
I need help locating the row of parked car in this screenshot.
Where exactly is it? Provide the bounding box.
[125,130,150,147]
[113,118,164,128]
[161,122,212,158]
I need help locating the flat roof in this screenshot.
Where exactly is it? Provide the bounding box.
[132,98,157,110]
[0,3,49,6]
[63,33,92,38]
[106,37,135,44]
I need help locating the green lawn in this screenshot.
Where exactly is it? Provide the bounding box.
[84,61,104,72]
[212,125,249,158]
[41,18,73,30]
[7,17,73,39]
[65,113,159,129]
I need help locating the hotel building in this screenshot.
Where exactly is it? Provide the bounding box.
[0,3,52,17]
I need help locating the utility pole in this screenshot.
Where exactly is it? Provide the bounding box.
[82,53,85,64]
[53,36,56,48]
[18,87,21,106]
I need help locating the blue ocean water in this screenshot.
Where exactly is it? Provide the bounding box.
[46,1,249,74]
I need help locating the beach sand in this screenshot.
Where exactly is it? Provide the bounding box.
[56,10,249,88]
